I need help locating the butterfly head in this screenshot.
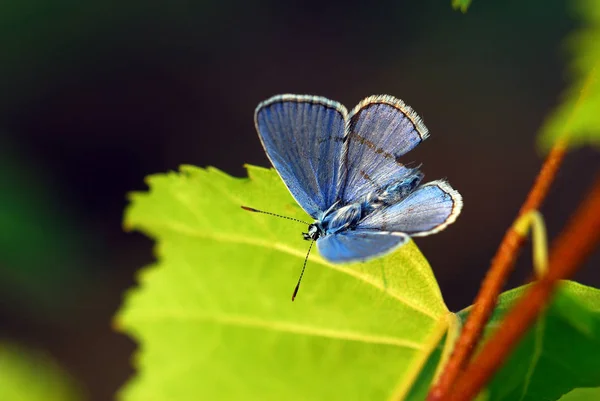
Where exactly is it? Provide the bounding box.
[302,223,321,241]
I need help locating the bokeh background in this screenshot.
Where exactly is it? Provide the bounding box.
[0,0,598,400]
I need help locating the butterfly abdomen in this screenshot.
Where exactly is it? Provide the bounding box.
[378,171,424,205]
[358,170,424,215]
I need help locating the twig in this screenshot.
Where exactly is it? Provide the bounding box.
[448,175,600,401]
[426,67,596,401]
[426,142,566,401]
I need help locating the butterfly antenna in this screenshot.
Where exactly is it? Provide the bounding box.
[241,205,310,225]
[292,240,314,301]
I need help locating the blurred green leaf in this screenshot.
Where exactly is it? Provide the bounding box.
[116,165,455,401]
[0,135,85,311]
[459,281,600,401]
[451,0,472,13]
[558,387,600,401]
[538,0,600,150]
[0,343,83,401]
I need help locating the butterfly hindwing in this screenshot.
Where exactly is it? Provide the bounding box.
[317,231,409,263]
[342,95,428,204]
[356,180,463,236]
[255,95,348,218]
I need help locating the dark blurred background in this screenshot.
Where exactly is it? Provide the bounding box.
[0,0,598,400]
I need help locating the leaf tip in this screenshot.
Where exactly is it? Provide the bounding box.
[122,218,135,232]
[244,164,273,180]
[111,316,125,332]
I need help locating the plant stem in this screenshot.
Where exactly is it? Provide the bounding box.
[426,141,567,401]
[447,174,600,401]
[426,67,596,401]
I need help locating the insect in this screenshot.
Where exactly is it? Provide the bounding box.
[243,94,463,300]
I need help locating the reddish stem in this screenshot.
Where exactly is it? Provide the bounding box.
[447,175,600,401]
[427,66,596,401]
[426,141,567,401]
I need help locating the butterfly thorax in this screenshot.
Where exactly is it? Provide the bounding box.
[302,203,362,241]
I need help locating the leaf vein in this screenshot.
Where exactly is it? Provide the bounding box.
[138,219,440,320]
[126,309,425,350]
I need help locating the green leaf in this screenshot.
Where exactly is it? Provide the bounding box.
[451,0,472,13]
[459,281,600,401]
[558,387,600,401]
[538,0,600,150]
[0,343,83,401]
[116,165,455,401]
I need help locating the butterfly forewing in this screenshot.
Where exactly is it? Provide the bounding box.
[255,95,348,218]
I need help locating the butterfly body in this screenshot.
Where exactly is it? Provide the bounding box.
[304,168,425,242]
[254,94,463,265]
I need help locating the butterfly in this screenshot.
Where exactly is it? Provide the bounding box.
[244,94,463,300]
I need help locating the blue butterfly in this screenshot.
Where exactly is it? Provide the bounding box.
[245,94,462,300]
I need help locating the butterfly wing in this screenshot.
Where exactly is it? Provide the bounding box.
[317,230,408,263]
[255,94,348,218]
[342,95,428,204]
[357,181,463,236]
